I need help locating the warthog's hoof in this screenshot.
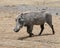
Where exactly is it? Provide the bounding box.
[29,33,34,37]
[53,32,55,35]
[38,33,41,36]
[53,31,55,35]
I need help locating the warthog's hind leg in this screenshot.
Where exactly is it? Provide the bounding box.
[49,25,55,34]
[47,22,55,34]
[46,14,55,34]
[39,24,44,35]
[27,25,34,37]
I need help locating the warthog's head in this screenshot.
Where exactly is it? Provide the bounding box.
[14,14,25,32]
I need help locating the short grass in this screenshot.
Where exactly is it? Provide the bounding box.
[0,0,60,7]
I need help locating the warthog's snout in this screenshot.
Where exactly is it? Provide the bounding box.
[14,24,23,32]
[13,24,21,32]
[14,28,20,32]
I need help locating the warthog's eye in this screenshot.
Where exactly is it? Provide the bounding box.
[19,18,24,25]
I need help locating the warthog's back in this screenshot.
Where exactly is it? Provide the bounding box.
[22,11,46,25]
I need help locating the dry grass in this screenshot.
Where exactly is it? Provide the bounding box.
[0,0,60,7]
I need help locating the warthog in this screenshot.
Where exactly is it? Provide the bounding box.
[14,11,55,37]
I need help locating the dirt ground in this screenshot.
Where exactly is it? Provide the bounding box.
[0,0,60,48]
[0,10,60,48]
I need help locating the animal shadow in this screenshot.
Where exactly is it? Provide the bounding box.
[41,34,53,36]
[18,33,53,40]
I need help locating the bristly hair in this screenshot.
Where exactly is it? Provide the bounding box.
[21,13,23,18]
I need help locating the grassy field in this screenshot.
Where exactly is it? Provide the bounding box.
[0,0,60,7]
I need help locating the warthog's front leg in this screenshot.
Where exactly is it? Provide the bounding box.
[27,25,34,37]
